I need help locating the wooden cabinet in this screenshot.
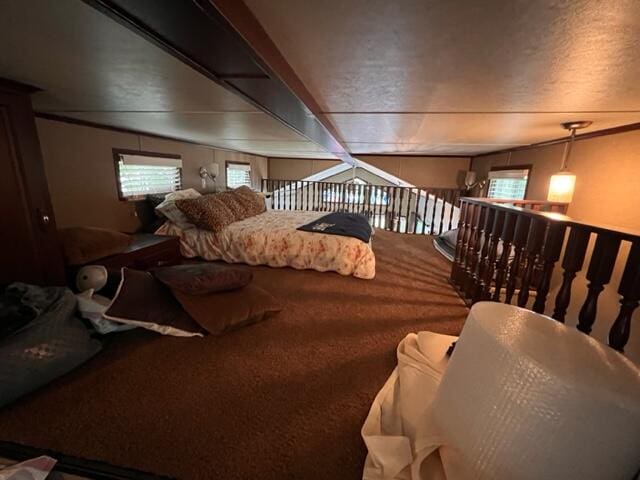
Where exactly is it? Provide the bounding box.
[0,80,64,286]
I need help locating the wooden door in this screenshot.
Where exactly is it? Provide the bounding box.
[0,80,64,286]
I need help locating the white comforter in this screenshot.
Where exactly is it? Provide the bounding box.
[156,210,376,279]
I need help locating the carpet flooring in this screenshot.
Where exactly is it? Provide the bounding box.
[0,230,469,480]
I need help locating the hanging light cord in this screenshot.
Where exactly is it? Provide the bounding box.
[560,127,577,171]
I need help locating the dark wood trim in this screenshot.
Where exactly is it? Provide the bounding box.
[0,78,41,95]
[112,148,183,201]
[82,0,349,163]
[488,163,533,172]
[474,122,640,158]
[354,153,473,159]
[208,0,349,155]
[113,148,181,160]
[0,441,173,480]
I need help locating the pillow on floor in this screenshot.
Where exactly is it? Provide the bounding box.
[59,226,132,266]
[172,285,282,335]
[152,263,252,295]
[104,268,205,337]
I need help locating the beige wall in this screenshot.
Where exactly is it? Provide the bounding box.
[37,118,268,232]
[471,129,640,363]
[267,157,341,180]
[470,130,640,229]
[268,155,470,187]
[355,155,470,188]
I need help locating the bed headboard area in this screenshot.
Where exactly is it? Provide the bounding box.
[36,117,268,234]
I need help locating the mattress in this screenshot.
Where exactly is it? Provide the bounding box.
[156,210,376,279]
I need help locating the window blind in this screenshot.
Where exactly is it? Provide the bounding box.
[117,154,182,198]
[226,163,252,189]
[487,169,529,200]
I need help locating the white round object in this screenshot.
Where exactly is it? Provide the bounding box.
[76,265,108,292]
[432,302,640,480]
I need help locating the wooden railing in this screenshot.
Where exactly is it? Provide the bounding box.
[261,179,463,235]
[451,197,640,353]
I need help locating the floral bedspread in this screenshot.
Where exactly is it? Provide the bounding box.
[156,210,376,279]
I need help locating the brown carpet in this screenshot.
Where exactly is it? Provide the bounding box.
[0,230,468,480]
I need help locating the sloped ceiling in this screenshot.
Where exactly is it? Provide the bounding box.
[244,0,640,155]
[0,0,337,159]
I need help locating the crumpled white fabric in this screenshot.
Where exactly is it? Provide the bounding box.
[75,289,135,334]
[0,456,56,480]
[361,331,457,480]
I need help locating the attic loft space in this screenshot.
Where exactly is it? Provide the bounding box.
[0,1,639,479]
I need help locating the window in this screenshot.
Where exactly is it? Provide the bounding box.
[114,150,182,200]
[226,162,252,189]
[487,168,530,200]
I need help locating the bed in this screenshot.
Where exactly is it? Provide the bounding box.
[156,210,376,279]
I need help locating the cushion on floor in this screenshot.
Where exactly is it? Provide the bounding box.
[172,284,282,335]
[58,226,132,266]
[152,263,252,295]
[104,268,205,337]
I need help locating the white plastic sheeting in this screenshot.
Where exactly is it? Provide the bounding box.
[362,302,640,480]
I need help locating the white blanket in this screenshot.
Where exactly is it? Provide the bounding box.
[156,210,376,279]
[362,331,457,480]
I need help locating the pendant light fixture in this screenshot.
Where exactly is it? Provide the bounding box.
[547,121,591,203]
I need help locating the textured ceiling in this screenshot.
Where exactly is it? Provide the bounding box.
[245,0,640,155]
[0,0,337,159]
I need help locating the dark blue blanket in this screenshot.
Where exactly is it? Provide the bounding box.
[297,212,372,243]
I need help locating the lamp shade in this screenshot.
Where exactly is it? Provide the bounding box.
[208,162,219,177]
[464,171,476,187]
[547,171,576,203]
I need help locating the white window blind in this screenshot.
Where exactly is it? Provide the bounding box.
[487,169,529,200]
[117,153,182,199]
[226,163,252,188]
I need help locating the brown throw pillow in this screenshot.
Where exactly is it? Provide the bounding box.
[104,268,205,337]
[233,186,266,217]
[59,226,132,266]
[172,284,282,335]
[176,194,236,232]
[151,263,252,295]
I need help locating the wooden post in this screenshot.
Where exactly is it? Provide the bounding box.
[438,190,448,235]
[552,227,590,322]
[505,215,531,304]
[492,211,517,302]
[532,222,567,314]
[517,218,547,308]
[481,209,505,300]
[451,200,469,285]
[463,204,483,297]
[430,189,440,235]
[609,240,640,352]
[577,234,622,335]
[472,206,496,303]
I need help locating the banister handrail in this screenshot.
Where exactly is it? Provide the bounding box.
[461,197,640,242]
[452,197,640,355]
[262,178,463,235]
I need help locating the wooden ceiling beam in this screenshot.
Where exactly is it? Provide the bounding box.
[83,0,353,163]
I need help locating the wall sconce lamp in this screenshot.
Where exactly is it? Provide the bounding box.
[547,121,591,203]
[464,171,486,192]
[199,163,219,189]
